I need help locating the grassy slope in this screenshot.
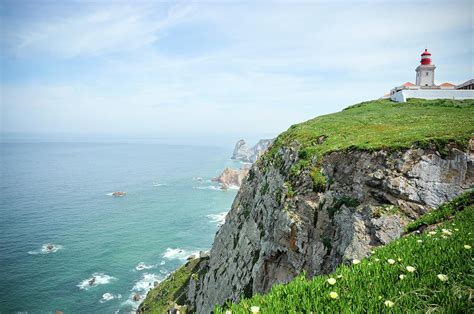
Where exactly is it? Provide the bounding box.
[264,98,474,173]
[139,257,203,313]
[216,192,474,313]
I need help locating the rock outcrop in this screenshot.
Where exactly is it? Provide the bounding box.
[184,143,473,313]
[232,139,274,163]
[213,167,250,188]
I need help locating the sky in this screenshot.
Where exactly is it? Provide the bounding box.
[1,0,472,144]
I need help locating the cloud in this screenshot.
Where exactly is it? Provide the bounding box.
[5,2,194,57]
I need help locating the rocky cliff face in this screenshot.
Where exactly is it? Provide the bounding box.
[186,141,473,313]
[232,139,274,163]
[213,167,250,189]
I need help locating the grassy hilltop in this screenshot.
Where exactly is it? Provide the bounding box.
[267,98,474,158]
[263,98,474,190]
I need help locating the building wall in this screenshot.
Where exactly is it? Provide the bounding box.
[391,89,474,103]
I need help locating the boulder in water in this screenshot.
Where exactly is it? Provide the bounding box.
[112,191,126,197]
[88,277,96,286]
[133,293,141,301]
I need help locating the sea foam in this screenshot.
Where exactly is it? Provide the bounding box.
[77,273,116,290]
[100,292,122,303]
[207,212,228,226]
[132,273,162,292]
[162,248,198,260]
[135,262,155,271]
[193,185,222,191]
[28,243,63,255]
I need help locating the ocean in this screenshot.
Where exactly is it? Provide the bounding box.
[0,141,239,313]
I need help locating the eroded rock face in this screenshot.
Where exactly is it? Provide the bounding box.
[213,167,250,188]
[232,139,274,163]
[187,143,473,313]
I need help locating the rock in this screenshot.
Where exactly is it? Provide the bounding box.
[231,139,274,163]
[88,277,96,286]
[46,244,54,251]
[112,191,126,197]
[213,167,250,188]
[133,293,141,301]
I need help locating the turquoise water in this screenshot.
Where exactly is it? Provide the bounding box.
[0,142,238,312]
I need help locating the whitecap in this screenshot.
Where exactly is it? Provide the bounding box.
[135,262,155,271]
[132,273,162,292]
[192,176,203,181]
[193,185,222,191]
[227,185,240,190]
[162,248,199,260]
[207,212,228,226]
[163,248,188,260]
[152,182,167,187]
[28,243,63,255]
[77,273,116,290]
[100,292,121,303]
[159,260,166,266]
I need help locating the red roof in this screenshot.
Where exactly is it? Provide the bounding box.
[421,49,431,56]
[402,82,415,87]
[440,82,455,87]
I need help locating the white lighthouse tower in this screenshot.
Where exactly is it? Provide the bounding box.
[415,49,436,87]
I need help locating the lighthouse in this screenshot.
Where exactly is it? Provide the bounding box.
[415,49,436,87]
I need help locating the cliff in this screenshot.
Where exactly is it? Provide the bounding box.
[139,98,474,313]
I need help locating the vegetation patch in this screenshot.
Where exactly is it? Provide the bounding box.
[405,191,473,233]
[139,257,205,313]
[215,193,474,313]
[283,182,295,198]
[260,181,269,195]
[310,167,326,192]
[262,99,474,184]
[372,204,402,219]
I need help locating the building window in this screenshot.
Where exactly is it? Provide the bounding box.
[425,72,429,76]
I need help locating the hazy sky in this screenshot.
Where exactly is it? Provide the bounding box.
[1,0,472,141]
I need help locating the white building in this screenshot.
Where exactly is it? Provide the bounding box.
[388,49,474,102]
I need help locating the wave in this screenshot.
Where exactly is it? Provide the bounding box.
[28,243,63,255]
[207,212,228,226]
[135,262,155,271]
[132,273,162,292]
[152,182,167,187]
[100,293,122,303]
[162,248,198,260]
[120,273,164,309]
[77,273,116,290]
[193,185,222,191]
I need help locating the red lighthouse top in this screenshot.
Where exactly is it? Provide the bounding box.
[420,48,432,65]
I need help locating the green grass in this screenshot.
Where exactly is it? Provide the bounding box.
[406,192,474,233]
[216,192,474,313]
[262,98,474,175]
[139,257,204,313]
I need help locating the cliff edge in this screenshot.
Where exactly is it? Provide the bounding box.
[139,98,474,313]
